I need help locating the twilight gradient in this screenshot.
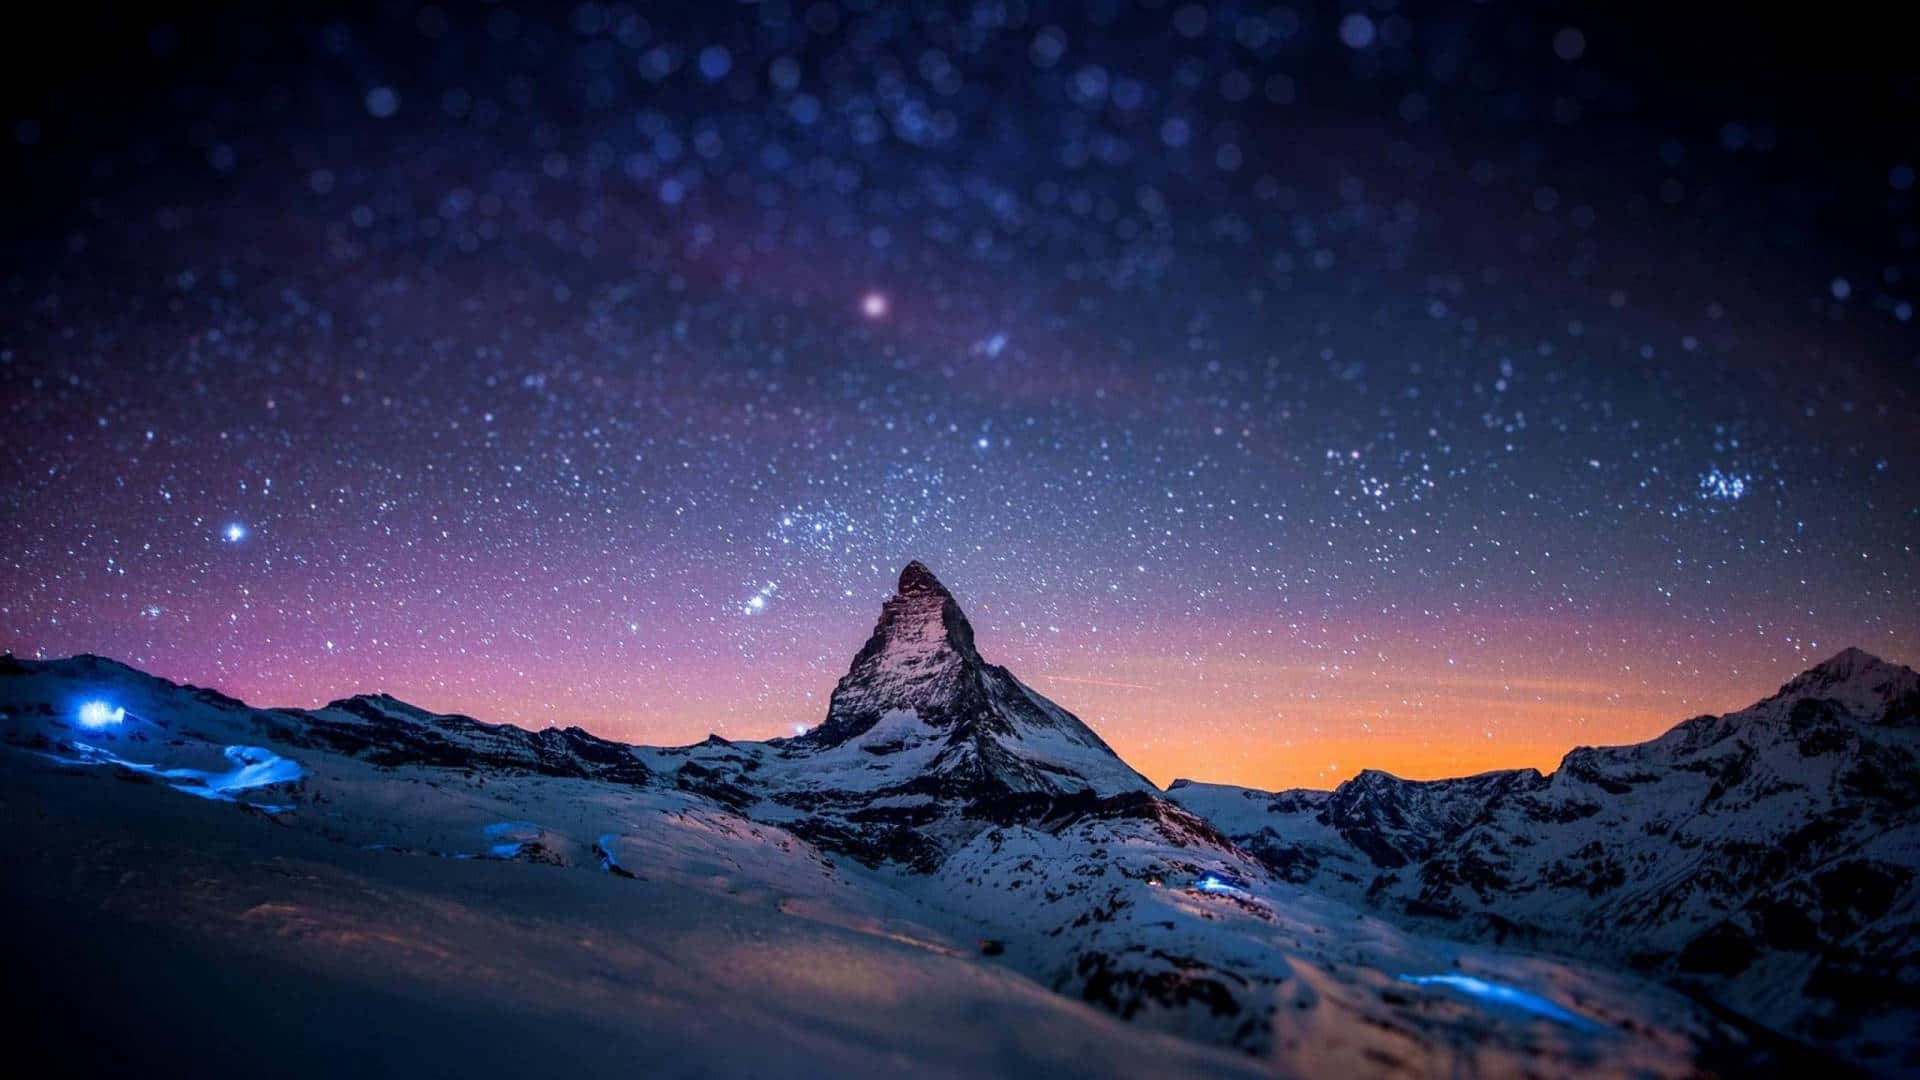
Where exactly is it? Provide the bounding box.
[3,0,1916,789]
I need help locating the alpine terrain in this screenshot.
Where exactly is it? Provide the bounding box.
[1167,646,1920,1075]
[2,562,1912,1077]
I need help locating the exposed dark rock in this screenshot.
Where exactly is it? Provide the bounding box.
[254,696,652,785]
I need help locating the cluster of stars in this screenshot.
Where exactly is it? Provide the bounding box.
[742,583,779,615]
[1698,468,1749,504]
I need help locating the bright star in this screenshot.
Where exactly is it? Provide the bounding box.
[860,291,889,319]
[223,522,247,542]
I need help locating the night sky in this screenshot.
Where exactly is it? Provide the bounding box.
[4,1,1917,790]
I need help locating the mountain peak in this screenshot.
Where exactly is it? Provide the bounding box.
[1785,646,1907,690]
[1772,646,1919,716]
[897,560,949,597]
[804,561,983,745]
[1806,646,1888,679]
[795,564,1151,796]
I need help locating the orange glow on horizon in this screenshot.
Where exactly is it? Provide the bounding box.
[68,580,1913,796]
[122,625,1901,795]
[1019,661,1729,791]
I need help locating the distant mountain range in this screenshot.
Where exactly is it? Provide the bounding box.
[1169,646,1920,1068]
[3,562,1914,1077]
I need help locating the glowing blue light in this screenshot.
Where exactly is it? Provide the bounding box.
[77,701,125,729]
[1397,973,1597,1029]
[223,522,247,542]
[1196,874,1244,895]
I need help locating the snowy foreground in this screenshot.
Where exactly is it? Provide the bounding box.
[2,566,1911,1077]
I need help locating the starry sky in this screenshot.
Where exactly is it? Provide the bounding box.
[4,0,1917,790]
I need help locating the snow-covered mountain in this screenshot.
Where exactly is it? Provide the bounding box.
[1,568,1903,1077]
[800,560,1154,796]
[1167,647,1920,1075]
[639,561,1153,870]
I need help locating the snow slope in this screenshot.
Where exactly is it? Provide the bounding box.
[1,744,1269,1080]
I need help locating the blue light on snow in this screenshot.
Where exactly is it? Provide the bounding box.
[1398,973,1597,1029]
[1196,873,1246,896]
[60,742,303,805]
[77,701,125,729]
[595,833,633,876]
[168,745,305,800]
[480,821,544,860]
[482,821,540,837]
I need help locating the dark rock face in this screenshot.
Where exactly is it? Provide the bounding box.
[258,694,652,786]
[1317,767,1543,868]
[806,561,994,746]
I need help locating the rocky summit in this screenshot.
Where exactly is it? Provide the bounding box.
[791,560,1153,799]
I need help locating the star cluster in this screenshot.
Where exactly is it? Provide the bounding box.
[3,0,1916,788]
